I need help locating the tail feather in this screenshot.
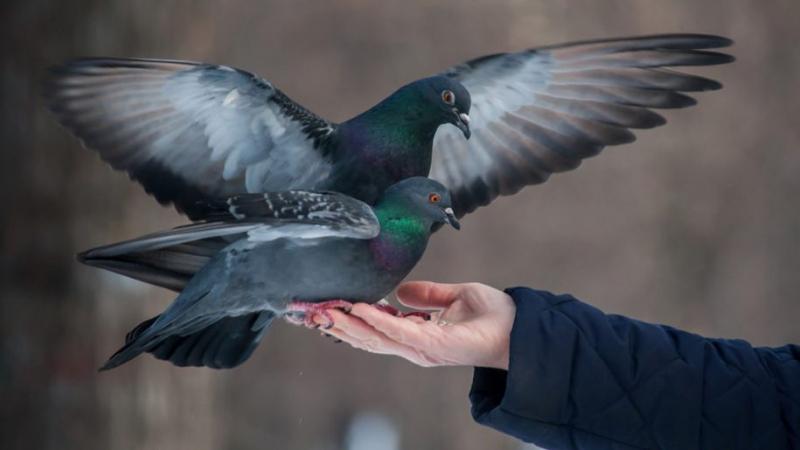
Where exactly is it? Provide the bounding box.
[99,337,148,371]
[100,311,275,371]
[78,236,232,292]
[81,257,193,292]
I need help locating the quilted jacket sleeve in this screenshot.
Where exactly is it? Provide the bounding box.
[469,288,799,450]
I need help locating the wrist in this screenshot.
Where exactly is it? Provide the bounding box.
[486,297,515,370]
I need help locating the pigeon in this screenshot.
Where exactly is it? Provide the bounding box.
[79,177,460,370]
[46,34,733,218]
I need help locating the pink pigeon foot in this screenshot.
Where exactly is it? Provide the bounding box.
[285,300,353,329]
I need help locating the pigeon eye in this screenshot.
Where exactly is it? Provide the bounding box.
[441,90,455,106]
[428,193,441,203]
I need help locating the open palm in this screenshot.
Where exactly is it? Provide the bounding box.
[324,281,515,369]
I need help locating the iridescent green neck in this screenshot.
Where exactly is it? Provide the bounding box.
[345,86,442,150]
[369,202,431,272]
[374,205,429,243]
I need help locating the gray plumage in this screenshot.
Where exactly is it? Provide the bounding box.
[46,34,733,219]
[85,177,459,370]
[433,34,734,215]
[79,190,379,292]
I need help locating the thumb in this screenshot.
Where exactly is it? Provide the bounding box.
[396,281,461,310]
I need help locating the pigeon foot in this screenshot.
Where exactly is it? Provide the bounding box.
[286,300,353,329]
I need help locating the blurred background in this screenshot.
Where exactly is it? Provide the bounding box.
[2,1,799,449]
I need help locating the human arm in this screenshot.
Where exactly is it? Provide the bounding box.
[325,283,800,449]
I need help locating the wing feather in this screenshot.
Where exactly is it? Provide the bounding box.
[431,34,734,216]
[79,190,379,291]
[46,58,336,219]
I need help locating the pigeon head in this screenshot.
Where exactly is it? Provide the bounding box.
[377,177,460,231]
[405,76,472,139]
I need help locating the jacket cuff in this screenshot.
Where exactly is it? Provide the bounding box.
[469,367,507,417]
[468,287,580,446]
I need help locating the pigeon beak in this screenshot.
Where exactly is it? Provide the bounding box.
[453,110,471,139]
[443,207,461,230]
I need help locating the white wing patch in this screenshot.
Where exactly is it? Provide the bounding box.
[246,223,370,242]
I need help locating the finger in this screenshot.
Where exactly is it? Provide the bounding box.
[349,303,439,348]
[326,309,376,339]
[396,281,462,309]
[324,311,439,366]
[321,316,369,347]
[328,309,400,350]
[321,324,353,343]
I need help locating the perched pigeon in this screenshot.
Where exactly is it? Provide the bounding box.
[46,34,733,218]
[80,177,460,370]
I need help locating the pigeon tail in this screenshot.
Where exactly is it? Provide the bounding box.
[99,333,149,371]
[100,311,276,371]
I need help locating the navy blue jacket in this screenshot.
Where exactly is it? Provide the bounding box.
[469,288,799,449]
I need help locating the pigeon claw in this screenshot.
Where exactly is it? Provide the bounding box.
[286,300,353,329]
[373,302,401,316]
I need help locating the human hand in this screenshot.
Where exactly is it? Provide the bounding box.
[324,281,515,369]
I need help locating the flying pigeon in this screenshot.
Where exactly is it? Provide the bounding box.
[79,177,460,370]
[46,34,733,218]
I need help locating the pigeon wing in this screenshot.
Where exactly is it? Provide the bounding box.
[46,58,337,219]
[429,34,734,217]
[79,190,380,291]
[201,190,381,240]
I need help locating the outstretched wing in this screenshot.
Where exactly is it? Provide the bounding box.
[79,190,379,291]
[46,58,337,219]
[430,34,734,217]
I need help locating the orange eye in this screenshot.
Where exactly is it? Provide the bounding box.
[428,193,441,203]
[441,90,455,105]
